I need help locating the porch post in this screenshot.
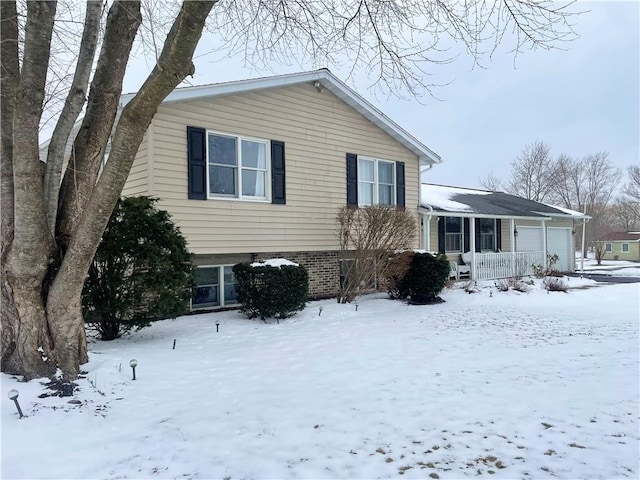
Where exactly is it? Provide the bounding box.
[510,218,516,277]
[470,217,476,280]
[424,215,431,251]
[541,219,547,267]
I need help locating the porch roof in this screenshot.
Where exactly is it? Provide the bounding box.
[420,184,589,219]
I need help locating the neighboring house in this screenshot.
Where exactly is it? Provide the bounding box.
[420,184,590,280]
[597,232,640,261]
[120,69,442,309]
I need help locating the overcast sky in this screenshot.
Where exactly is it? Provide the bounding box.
[123,1,639,190]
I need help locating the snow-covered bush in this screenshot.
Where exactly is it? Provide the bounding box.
[233,259,308,320]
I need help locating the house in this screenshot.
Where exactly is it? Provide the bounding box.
[597,232,640,261]
[420,184,590,280]
[120,69,442,309]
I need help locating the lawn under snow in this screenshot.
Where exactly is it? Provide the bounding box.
[2,278,639,480]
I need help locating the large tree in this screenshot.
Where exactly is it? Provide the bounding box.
[1,0,579,381]
[552,152,622,252]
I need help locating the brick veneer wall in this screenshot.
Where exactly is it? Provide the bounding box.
[254,250,340,299]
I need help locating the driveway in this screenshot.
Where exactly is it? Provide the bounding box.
[566,271,640,284]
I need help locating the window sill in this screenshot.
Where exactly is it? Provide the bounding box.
[208,195,271,203]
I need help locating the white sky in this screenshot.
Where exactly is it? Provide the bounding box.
[122,1,639,190]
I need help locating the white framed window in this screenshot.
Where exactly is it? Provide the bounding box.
[604,243,613,253]
[479,218,496,252]
[621,243,629,253]
[357,157,396,206]
[208,132,269,201]
[192,265,237,309]
[445,217,462,252]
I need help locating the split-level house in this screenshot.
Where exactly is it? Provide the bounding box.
[120,69,441,309]
[420,184,590,280]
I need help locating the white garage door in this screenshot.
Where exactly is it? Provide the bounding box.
[516,226,543,251]
[547,227,572,272]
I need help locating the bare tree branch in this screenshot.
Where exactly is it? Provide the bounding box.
[43,0,103,236]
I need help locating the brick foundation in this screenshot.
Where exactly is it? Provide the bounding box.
[253,250,340,299]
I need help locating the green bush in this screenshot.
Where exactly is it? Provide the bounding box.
[82,197,194,340]
[402,252,450,304]
[233,261,308,320]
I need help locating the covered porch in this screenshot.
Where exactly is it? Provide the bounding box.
[419,184,590,281]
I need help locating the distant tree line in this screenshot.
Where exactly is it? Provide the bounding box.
[480,141,639,253]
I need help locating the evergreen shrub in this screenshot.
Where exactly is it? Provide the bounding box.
[233,261,308,320]
[387,251,450,304]
[82,196,194,340]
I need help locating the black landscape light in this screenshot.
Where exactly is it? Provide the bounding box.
[129,359,138,380]
[215,320,220,332]
[7,389,23,418]
[319,306,323,316]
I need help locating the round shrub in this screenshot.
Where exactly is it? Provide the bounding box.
[402,252,450,304]
[233,260,308,320]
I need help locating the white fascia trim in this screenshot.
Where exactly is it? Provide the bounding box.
[418,207,553,221]
[120,69,442,167]
[533,211,591,220]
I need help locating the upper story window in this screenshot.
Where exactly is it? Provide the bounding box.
[445,217,462,252]
[479,218,496,251]
[208,133,269,200]
[358,157,396,206]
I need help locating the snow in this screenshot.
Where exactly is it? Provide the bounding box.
[421,184,490,212]
[539,203,587,218]
[2,279,639,480]
[250,258,299,268]
[576,257,640,276]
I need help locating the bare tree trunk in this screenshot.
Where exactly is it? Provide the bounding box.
[57,1,143,247]
[43,0,103,236]
[46,0,215,379]
[4,1,57,379]
[0,1,20,371]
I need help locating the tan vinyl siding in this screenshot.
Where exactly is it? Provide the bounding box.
[602,241,640,261]
[122,133,149,197]
[149,83,420,255]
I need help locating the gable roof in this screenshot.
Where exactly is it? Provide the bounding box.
[120,69,441,167]
[420,183,589,220]
[598,232,640,242]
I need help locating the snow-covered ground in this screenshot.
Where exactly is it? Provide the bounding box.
[2,278,639,480]
[575,258,640,277]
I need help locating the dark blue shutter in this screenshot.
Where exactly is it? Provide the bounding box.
[437,217,445,254]
[271,140,286,204]
[396,162,405,208]
[346,153,358,206]
[475,219,482,252]
[463,218,470,253]
[187,126,206,200]
[496,219,502,251]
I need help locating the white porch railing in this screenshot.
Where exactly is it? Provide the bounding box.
[472,251,546,281]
